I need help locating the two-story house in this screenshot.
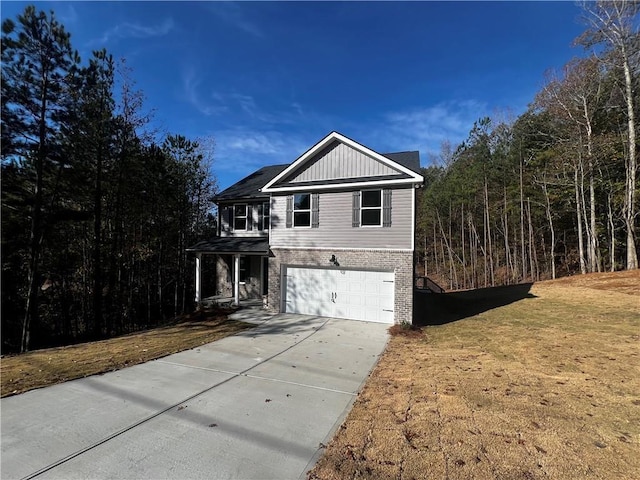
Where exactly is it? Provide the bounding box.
[187,131,424,324]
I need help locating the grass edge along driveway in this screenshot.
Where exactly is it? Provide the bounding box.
[1,309,253,397]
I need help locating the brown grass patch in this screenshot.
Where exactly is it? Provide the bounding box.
[388,323,425,339]
[308,270,640,480]
[0,308,253,397]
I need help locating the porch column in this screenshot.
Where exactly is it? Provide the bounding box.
[195,253,202,304]
[233,254,240,306]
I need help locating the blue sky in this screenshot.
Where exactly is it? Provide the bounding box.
[2,1,588,191]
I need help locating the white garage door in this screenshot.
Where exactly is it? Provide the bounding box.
[283,266,394,323]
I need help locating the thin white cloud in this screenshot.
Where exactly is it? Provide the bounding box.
[93,18,174,45]
[365,100,490,160]
[201,90,319,127]
[181,68,228,116]
[213,128,310,181]
[58,4,78,25]
[205,2,263,38]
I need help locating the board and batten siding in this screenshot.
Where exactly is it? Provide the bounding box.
[286,142,401,183]
[269,187,414,250]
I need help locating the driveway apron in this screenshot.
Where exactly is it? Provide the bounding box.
[1,314,389,480]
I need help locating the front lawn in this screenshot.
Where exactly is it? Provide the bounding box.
[308,270,640,479]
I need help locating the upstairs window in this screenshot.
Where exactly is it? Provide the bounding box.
[353,189,391,228]
[293,193,311,227]
[259,202,270,231]
[361,190,382,226]
[234,204,248,231]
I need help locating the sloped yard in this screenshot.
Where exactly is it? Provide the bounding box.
[1,308,253,397]
[308,270,640,480]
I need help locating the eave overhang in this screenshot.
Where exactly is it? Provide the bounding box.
[261,131,424,193]
[186,237,269,255]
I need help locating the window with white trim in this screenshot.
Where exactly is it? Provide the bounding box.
[233,204,248,231]
[361,190,382,226]
[293,193,311,227]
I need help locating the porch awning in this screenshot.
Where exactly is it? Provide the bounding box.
[186,237,269,255]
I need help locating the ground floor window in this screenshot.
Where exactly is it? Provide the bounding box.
[239,256,247,283]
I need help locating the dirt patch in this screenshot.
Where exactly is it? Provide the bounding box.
[0,308,253,397]
[308,270,640,480]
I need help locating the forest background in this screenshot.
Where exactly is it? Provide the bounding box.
[1,2,638,353]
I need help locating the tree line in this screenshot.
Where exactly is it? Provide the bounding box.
[1,6,217,353]
[1,2,637,353]
[416,0,639,291]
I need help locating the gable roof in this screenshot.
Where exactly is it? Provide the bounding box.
[215,164,288,201]
[382,151,421,173]
[261,131,424,193]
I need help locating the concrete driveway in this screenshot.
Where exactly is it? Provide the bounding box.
[1,313,389,480]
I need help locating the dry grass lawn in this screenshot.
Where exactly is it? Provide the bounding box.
[0,308,253,397]
[308,270,640,480]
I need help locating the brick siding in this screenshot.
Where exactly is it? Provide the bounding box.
[267,248,414,324]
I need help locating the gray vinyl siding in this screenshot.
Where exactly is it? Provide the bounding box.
[220,203,269,238]
[287,142,401,183]
[269,187,414,250]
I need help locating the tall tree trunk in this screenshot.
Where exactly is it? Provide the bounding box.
[433,220,439,276]
[93,144,103,339]
[21,83,49,353]
[607,191,616,272]
[622,43,638,269]
[485,179,495,286]
[461,204,467,289]
[583,98,600,272]
[437,209,458,290]
[541,177,556,279]
[527,198,538,281]
[520,157,527,281]
[579,155,595,272]
[575,165,587,274]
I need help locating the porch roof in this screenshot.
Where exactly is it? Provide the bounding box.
[186,237,269,255]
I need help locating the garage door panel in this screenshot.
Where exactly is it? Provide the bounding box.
[283,266,395,324]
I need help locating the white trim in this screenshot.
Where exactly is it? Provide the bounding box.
[411,186,416,252]
[292,192,312,228]
[194,253,202,303]
[263,177,420,193]
[233,203,248,231]
[279,263,286,313]
[233,254,240,306]
[269,246,413,253]
[268,197,272,245]
[360,189,382,227]
[284,263,395,274]
[261,131,423,192]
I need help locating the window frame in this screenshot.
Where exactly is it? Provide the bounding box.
[360,189,383,227]
[293,193,312,228]
[233,204,248,231]
[259,202,270,231]
[239,256,248,284]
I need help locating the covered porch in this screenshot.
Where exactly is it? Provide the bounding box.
[186,237,270,307]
